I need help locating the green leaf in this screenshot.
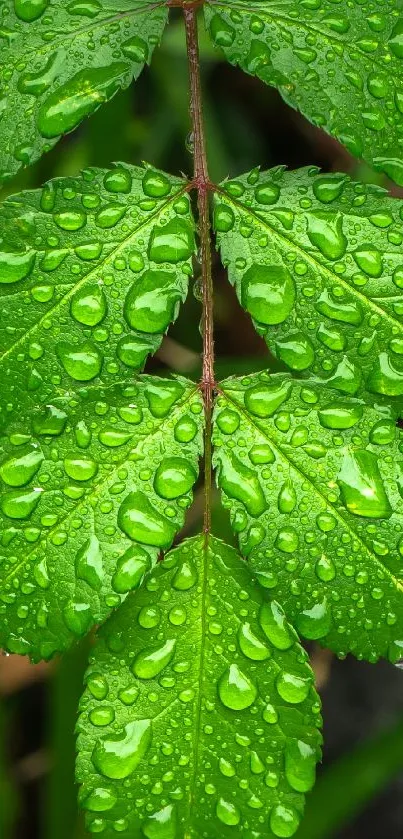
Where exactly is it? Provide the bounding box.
[213,371,403,662]
[214,166,403,398]
[205,1,403,185]
[0,163,195,431]
[0,375,203,660]
[0,0,167,182]
[77,534,322,838]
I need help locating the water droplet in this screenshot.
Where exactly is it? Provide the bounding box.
[1,488,42,519]
[307,212,347,259]
[316,289,363,325]
[146,380,184,418]
[103,168,132,194]
[285,740,317,793]
[118,491,177,548]
[142,805,176,839]
[64,457,98,482]
[296,598,332,640]
[82,786,117,813]
[278,481,297,513]
[218,663,257,710]
[112,545,150,594]
[338,449,392,518]
[245,381,291,417]
[132,639,176,679]
[92,719,152,779]
[0,248,35,284]
[270,803,301,837]
[276,671,311,704]
[142,169,171,198]
[38,64,128,138]
[174,416,198,443]
[353,247,383,278]
[154,457,196,499]
[210,13,236,47]
[124,269,181,334]
[216,797,241,826]
[172,559,197,591]
[238,622,270,660]
[218,450,267,516]
[57,341,102,381]
[318,401,363,429]
[260,601,294,650]
[32,405,67,437]
[0,448,43,487]
[255,180,280,205]
[312,175,345,203]
[71,284,107,326]
[148,219,194,263]
[241,263,296,325]
[369,419,396,445]
[389,19,403,58]
[117,336,153,370]
[14,0,49,22]
[75,535,103,590]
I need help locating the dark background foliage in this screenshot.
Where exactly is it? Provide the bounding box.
[1,16,402,839]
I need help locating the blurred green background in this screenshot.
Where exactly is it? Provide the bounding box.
[1,13,403,839]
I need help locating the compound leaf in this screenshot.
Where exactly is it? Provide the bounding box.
[214,166,403,398]
[77,533,322,838]
[213,372,403,663]
[0,0,167,182]
[205,1,403,185]
[0,375,203,660]
[0,163,195,431]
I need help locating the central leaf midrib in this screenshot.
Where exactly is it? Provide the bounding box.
[220,385,403,595]
[0,184,188,365]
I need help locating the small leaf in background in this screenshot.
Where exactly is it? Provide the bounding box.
[0,163,195,430]
[77,534,322,837]
[0,376,203,660]
[213,372,403,662]
[214,166,403,397]
[205,1,403,185]
[0,0,168,182]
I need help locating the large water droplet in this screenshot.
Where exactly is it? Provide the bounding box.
[38,64,128,138]
[75,535,103,591]
[142,170,171,198]
[148,219,195,263]
[70,284,107,326]
[307,212,347,259]
[238,622,270,660]
[57,341,102,381]
[112,545,150,594]
[216,798,241,826]
[124,269,181,334]
[285,740,317,793]
[338,449,392,518]
[154,457,196,499]
[259,601,294,650]
[92,719,151,779]
[118,492,177,547]
[241,263,296,325]
[0,447,43,487]
[318,401,363,429]
[295,598,332,640]
[218,663,257,710]
[270,803,301,837]
[316,289,363,325]
[142,805,177,839]
[245,380,291,417]
[132,639,175,679]
[276,671,311,704]
[1,488,42,519]
[14,0,49,22]
[0,248,35,284]
[218,451,267,516]
[146,380,184,418]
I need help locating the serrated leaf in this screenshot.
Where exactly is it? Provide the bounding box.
[213,371,403,662]
[205,1,403,185]
[0,163,195,431]
[214,166,403,398]
[77,533,322,838]
[0,0,167,182]
[0,375,203,660]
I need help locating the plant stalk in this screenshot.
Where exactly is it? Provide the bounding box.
[184,6,215,534]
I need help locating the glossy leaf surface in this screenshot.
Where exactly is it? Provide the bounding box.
[0,0,167,181]
[0,375,203,660]
[205,0,403,185]
[214,166,403,397]
[77,534,322,838]
[0,163,195,431]
[213,372,403,662]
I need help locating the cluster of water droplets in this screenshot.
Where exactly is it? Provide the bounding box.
[0,0,167,180]
[205,3,403,184]
[77,535,321,838]
[214,165,403,397]
[0,163,195,429]
[213,370,403,663]
[0,375,203,660]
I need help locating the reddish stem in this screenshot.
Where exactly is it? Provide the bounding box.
[184,6,215,533]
